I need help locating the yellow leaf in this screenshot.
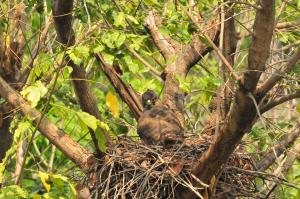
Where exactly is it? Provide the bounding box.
[106,92,120,117]
[38,171,51,192]
[6,35,10,45]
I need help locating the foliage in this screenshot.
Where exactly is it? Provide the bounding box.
[0,0,299,198]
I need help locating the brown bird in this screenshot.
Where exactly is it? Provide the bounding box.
[137,90,184,146]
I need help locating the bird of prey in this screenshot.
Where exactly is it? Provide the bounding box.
[137,90,184,146]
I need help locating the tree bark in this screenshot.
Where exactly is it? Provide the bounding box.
[191,0,275,188]
[52,0,111,156]
[0,108,13,163]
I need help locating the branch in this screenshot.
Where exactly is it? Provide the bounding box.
[180,3,237,80]
[220,0,237,115]
[144,10,176,60]
[276,19,300,30]
[256,121,300,171]
[256,48,300,97]
[95,53,143,120]
[18,19,53,88]
[0,76,93,170]
[260,91,300,114]
[242,2,275,91]
[264,141,300,197]
[160,6,219,127]
[191,0,275,185]
[237,19,300,38]
[52,0,111,156]
[181,21,219,75]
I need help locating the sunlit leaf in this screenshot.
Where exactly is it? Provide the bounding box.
[76,111,98,131]
[21,81,48,107]
[0,185,28,198]
[106,92,120,117]
[114,12,126,28]
[38,172,51,192]
[115,34,126,48]
[67,45,90,65]
[126,15,139,24]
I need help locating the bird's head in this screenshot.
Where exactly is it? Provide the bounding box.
[142,89,158,111]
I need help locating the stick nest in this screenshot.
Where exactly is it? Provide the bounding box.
[85,135,257,198]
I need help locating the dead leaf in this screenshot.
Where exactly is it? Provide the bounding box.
[141,160,148,169]
[13,3,26,19]
[168,158,184,176]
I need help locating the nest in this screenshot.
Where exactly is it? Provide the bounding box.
[84,135,258,199]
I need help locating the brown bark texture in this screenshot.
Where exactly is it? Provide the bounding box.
[192,0,275,185]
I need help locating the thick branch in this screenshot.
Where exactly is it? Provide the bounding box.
[0,106,13,163]
[52,0,75,45]
[0,76,93,170]
[191,0,275,185]
[144,10,176,60]
[242,1,275,92]
[180,3,237,80]
[256,122,300,171]
[182,22,219,75]
[221,0,237,115]
[52,0,110,155]
[95,53,143,120]
[256,48,300,97]
[161,11,219,127]
[260,91,300,113]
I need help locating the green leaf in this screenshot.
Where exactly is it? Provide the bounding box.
[101,52,115,65]
[114,12,126,28]
[21,81,48,107]
[76,111,98,131]
[50,174,76,196]
[95,127,107,152]
[67,45,90,65]
[126,15,139,24]
[198,35,211,47]
[115,34,126,48]
[0,185,29,198]
[93,43,105,53]
[123,55,140,73]
[34,53,53,77]
[101,32,115,49]
[143,0,159,6]
[296,102,300,114]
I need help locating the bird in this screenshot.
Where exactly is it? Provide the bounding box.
[137,90,184,146]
